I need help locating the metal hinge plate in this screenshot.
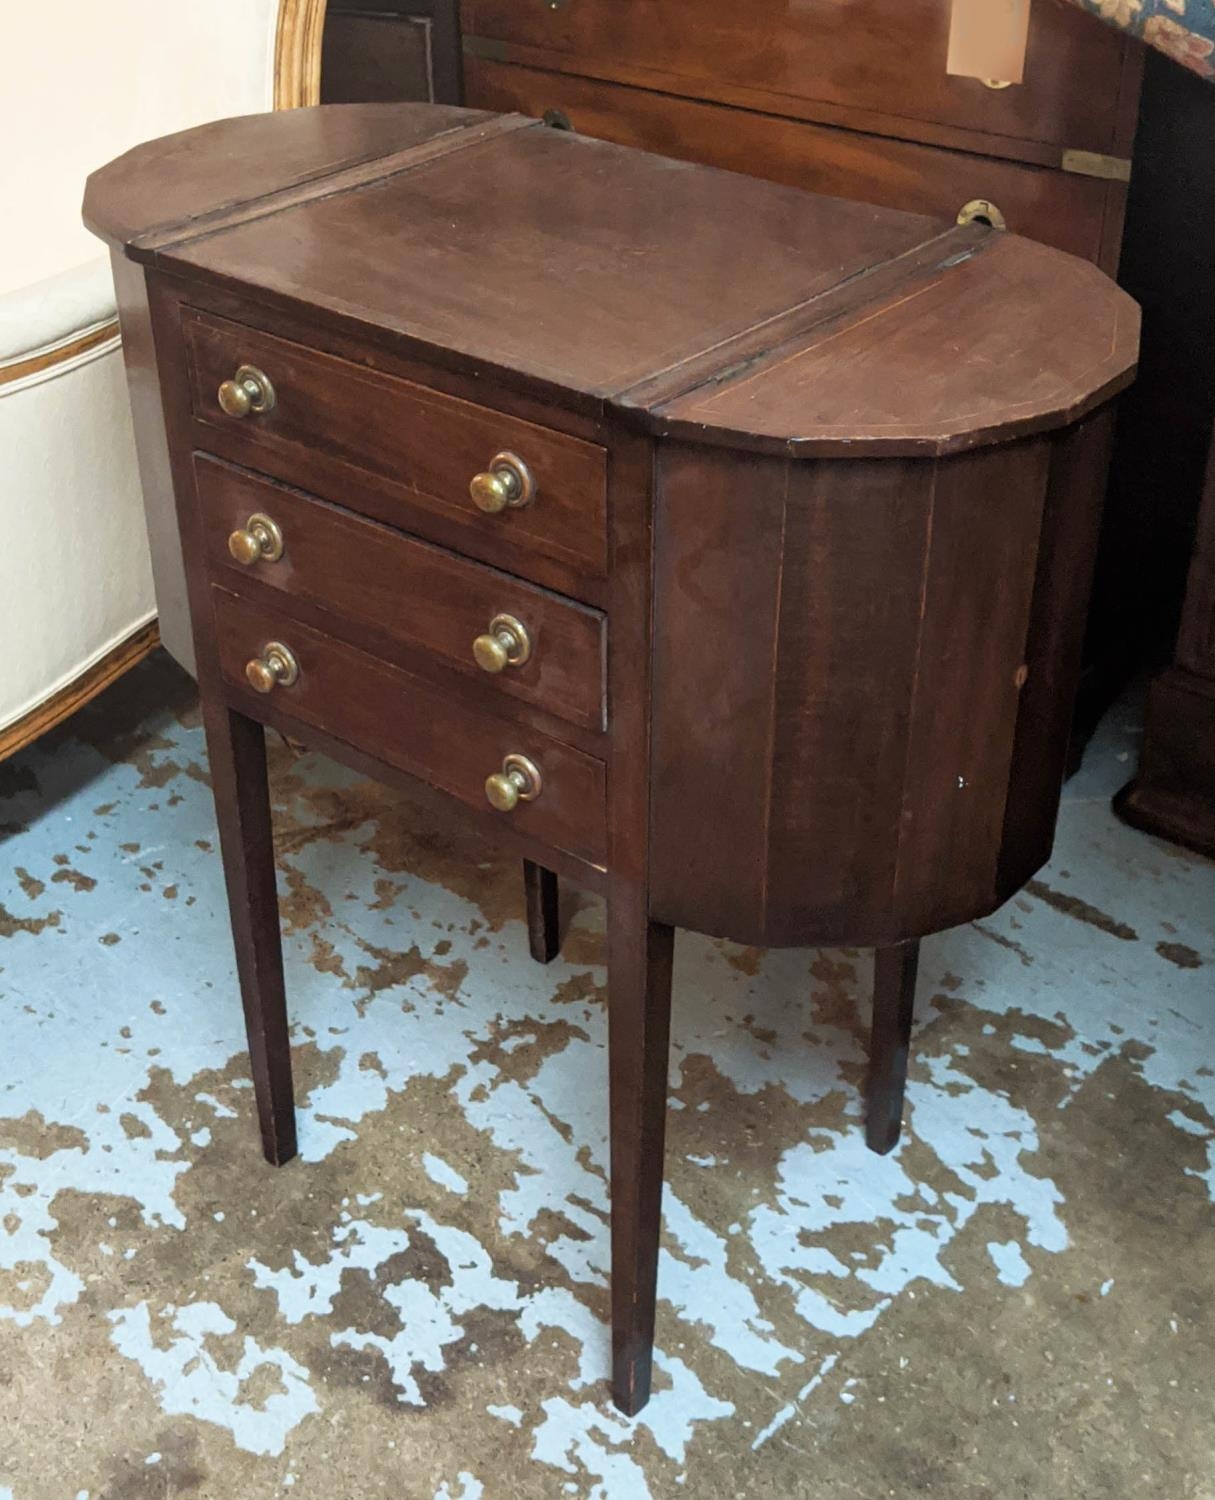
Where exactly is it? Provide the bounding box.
[1061,149,1132,183]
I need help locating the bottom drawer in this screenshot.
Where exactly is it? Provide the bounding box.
[212,588,607,865]
[464,58,1118,267]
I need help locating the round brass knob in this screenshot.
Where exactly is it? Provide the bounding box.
[244,641,299,695]
[957,198,1007,231]
[218,364,276,419]
[228,512,284,566]
[485,753,542,813]
[472,613,532,674]
[469,452,535,514]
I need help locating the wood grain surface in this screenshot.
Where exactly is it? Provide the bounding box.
[86,106,1139,455]
[462,0,1134,158]
[184,307,609,578]
[212,587,608,865]
[195,456,607,730]
[464,58,1118,264]
[85,102,1141,1415]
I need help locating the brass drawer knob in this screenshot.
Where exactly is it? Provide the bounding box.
[245,641,299,695]
[228,512,284,566]
[469,451,534,514]
[473,613,532,673]
[957,198,1007,231]
[218,364,276,418]
[485,753,542,813]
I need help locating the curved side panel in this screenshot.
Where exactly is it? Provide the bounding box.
[995,410,1116,896]
[650,433,1075,948]
[649,443,939,945]
[763,454,938,944]
[879,437,1051,939]
[0,335,157,735]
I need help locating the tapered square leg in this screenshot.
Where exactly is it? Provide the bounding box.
[865,939,920,1156]
[523,859,560,964]
[607,890,675,1416]
[202,700,297,1166]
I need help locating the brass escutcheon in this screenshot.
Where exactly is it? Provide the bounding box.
[218,364,276,418]
[228,512,284,566]
[469,452,535,514]
[956,198,1007,231]
[484,753,542,812]
[472,614,532,674]
[245,641,299,695]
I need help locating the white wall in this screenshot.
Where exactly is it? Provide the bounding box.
[0,0,282,736]
[1,0,279,293]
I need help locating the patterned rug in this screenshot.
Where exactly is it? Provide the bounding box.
[1,654,1212,1498]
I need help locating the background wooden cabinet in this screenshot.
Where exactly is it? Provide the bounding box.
[321,0,462,105]
[1112,54,1215,856]
[460,0,1141,275]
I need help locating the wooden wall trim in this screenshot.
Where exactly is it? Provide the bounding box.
[0,622,161,762]
[275,0,329,108]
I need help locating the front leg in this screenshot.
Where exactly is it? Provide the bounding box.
[607,885,675,1415]
[522,858,560,964]
[865,939,920,1155]
[202,699,297,1166]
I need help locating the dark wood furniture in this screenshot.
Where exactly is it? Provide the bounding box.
[460,0,1142,273]
[1116,438,1215,856]
[321,0,463,107]
[459,0,1150,746]
[84,103,1137,1413]
[1108,51,1215,859]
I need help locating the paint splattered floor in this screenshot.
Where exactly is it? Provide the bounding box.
[1,652,1212,1500]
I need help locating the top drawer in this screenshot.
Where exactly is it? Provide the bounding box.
[463,0,1132,158]
[183,308,608,581]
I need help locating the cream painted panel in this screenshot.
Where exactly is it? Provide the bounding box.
[1,0,282,739]
[0,260,118,364]
[1,0,280,292]
[0,344,157,732]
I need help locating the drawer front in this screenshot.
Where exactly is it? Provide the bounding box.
[466,61,1115,267]
[463,0,1130,156]
[184,308,608,580]
[212,589,607,865]
[196,456,607,732]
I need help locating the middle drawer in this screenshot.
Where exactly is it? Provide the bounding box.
[196,455,607,732]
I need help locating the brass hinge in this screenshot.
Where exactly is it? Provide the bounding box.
[462,34,508,61]
[1061,149,1132,183]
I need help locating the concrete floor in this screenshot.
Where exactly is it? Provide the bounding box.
[0,652,1211,1500]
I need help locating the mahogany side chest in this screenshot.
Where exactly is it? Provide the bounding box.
[84,102,1138,1413]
